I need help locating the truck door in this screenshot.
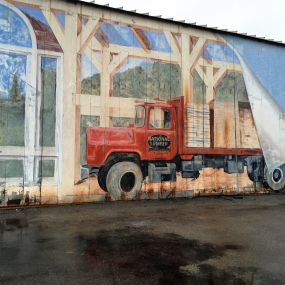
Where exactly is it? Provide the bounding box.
[145,107,177,161]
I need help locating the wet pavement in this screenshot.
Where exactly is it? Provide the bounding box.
[1,195,285,284]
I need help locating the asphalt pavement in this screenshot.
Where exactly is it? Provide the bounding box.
[1,194,285,284]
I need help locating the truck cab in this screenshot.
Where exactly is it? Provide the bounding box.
[86,98,180,168]
[86,98,181,199]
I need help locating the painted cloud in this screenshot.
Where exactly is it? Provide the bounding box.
[0,4,32,48]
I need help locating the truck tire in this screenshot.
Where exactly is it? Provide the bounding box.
[265,164,285,191]
[97,168,107,192]
[106,161,143,200]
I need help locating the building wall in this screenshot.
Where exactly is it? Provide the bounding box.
[0,0,284,206]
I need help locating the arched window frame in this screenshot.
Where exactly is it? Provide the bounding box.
[0,1,63,187]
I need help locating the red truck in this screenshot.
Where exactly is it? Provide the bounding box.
[86,97,282,199]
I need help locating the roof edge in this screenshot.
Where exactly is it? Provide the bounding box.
[70,0,284,47]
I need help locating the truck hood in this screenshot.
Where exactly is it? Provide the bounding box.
[87,127,135,145]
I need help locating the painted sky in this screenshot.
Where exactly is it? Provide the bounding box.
[0,4,32,47]
[16,4,49,26]
[81,53,100,80]
[204,42,239,64]
[99,22,141,48]
[55,11,65,29]
[42,57,57,70]
[224,35,285,111]
[143,30,171,53]
[99,22,172,52]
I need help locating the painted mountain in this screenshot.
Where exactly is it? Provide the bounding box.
[112,59,181,100]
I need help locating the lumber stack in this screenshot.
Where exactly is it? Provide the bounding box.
[184,104,210,148]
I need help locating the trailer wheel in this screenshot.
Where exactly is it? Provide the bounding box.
[265,164,285,191]
[106,161,143,200]
[97,168,107,192]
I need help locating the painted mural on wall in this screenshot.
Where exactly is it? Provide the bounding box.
[0,0,285,206]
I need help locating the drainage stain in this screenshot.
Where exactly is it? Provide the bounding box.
[77,227,268,285]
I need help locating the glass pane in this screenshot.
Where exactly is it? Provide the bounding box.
[40,57,57,147]
[80,115,100,165]
[149,108,171,129]
[38,160,55,178]
[112,117,134,127]
[0,51,26,146]
[0,160,23,178]
[135,106,145,127]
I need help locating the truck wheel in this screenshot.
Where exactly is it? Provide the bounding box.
[106,161,143,200]
[97,168,107,192]
[265,164,285,191]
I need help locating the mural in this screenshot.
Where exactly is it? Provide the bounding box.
[0,0,285,206]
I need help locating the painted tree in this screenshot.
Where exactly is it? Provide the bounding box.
[9,74,21,102]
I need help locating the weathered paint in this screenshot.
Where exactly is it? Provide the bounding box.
[0,0,283,206]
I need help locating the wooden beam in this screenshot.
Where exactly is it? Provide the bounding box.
[181,34,191,104]
[74,105,81,182]
[164,31,181,58]
[94,27,109,48]
[109,107,135,118]
[80,106,101,116]
[172,33,182,53]
[107,44,180,63]
[90,37,180,63]
[42,9,65,49]
[75,93,101,107]
[108,51,129,75]
[51,9,64,34]
[100,50,111,127]
[77,18,100,53]
[189,37,207,69]
[198,58,242,72]
[85,46,102,73]
[77,94,139,107]
[205,66,214,104]
[213,67,228,86]
[108,97,138,108]
[195,65,210,85]
[91,37,104,50]
[132,27,151,51]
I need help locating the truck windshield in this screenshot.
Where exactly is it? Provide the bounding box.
[135,106,145,127]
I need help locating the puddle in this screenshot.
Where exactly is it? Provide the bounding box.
[0,217,28,232]
[76,226,279,284]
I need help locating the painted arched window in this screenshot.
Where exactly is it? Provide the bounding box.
[0,1,37,183]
